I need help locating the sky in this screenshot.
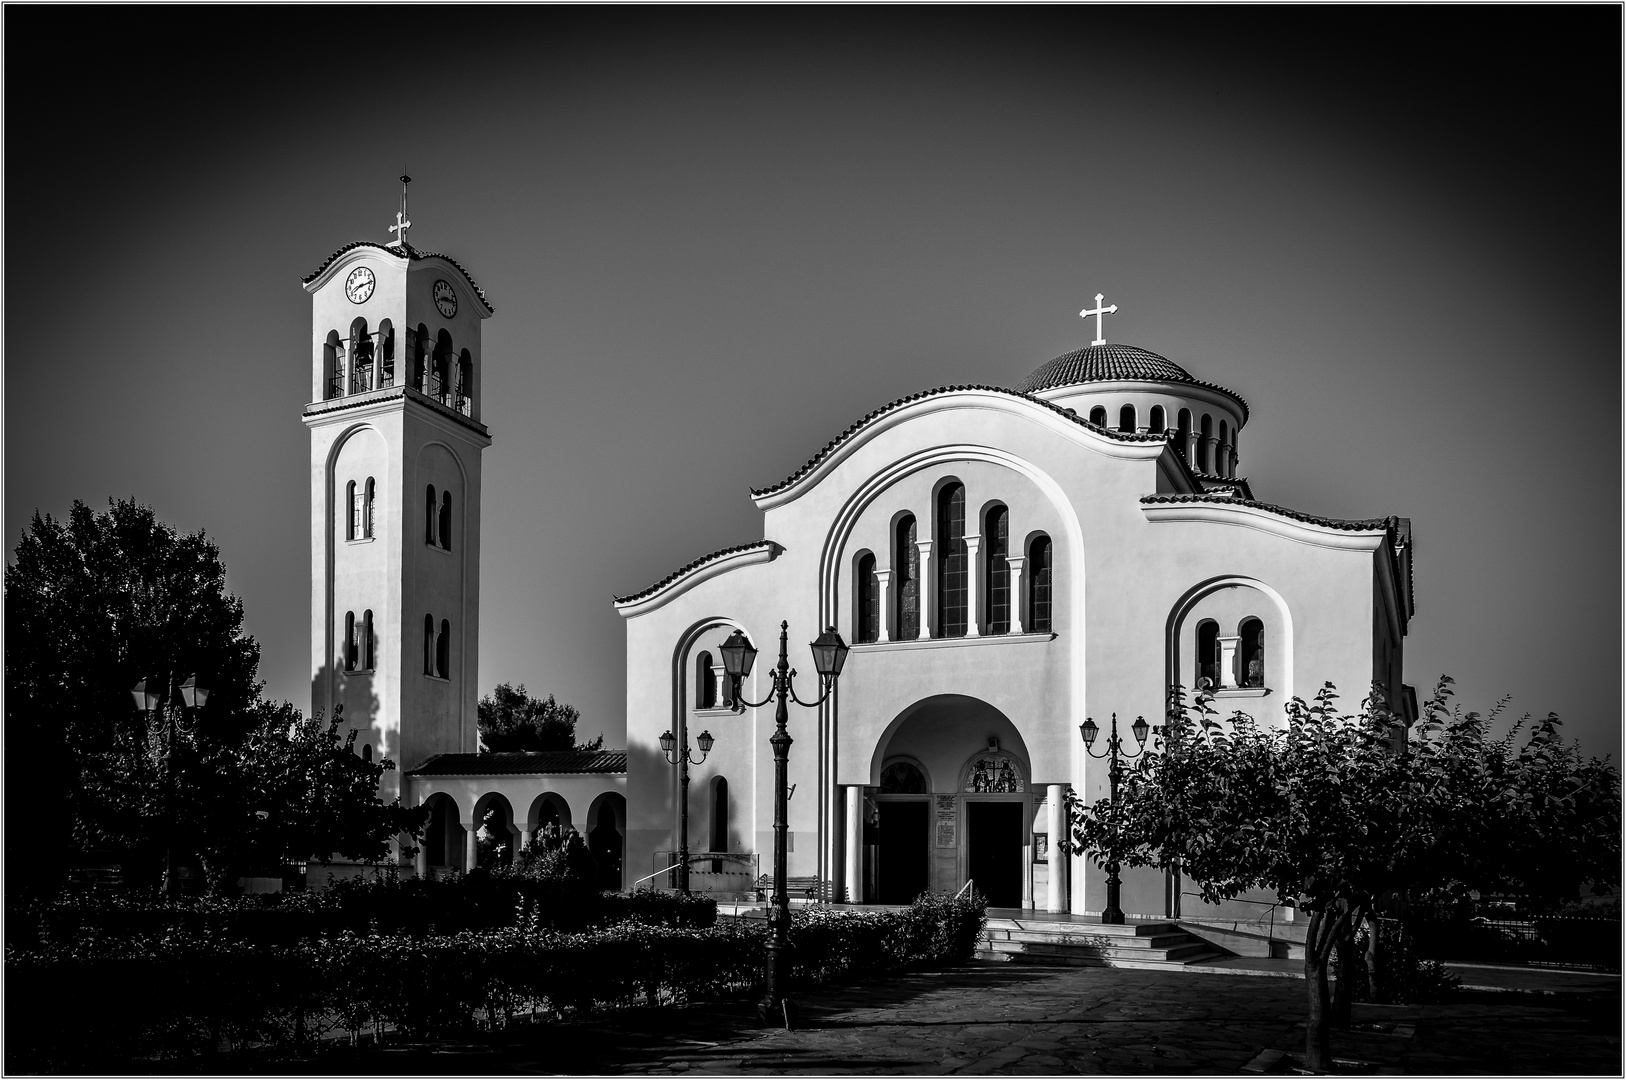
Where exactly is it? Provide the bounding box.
[6,9,1620,759]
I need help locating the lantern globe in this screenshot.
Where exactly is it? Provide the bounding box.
[719,629,756,678]
[178,675,203,709]
[131,679,154,714]
[1131,715,1150,746]
[810,626,849,678]
[696,729,714,755]
[658,730,676,756]
[1079,718,1099,748]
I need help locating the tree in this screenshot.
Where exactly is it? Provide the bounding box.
[1069,681,1620,1072]
[4,497,424,895]
[478,682,603,752]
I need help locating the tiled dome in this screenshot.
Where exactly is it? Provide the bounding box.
[1018,343,1195,393]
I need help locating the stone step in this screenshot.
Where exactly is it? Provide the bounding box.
[976,947,1231,970]
[985,928,1194,950]
[988,938,1218,963]
[983,919,1182,938]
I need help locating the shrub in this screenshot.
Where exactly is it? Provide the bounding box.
[1346,919,1459,1004]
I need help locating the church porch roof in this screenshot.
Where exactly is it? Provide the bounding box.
[407,750,627,776]
[612,540,780,607]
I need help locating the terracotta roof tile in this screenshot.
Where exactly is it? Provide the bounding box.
[612,540,779,606]
[1140,493,1398,533]
[408,750,626,776]
[302,241,494,313]
[1018,343,1250,421]
[750,385,1171,499]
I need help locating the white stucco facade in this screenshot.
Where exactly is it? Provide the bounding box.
[617,344,1415,917]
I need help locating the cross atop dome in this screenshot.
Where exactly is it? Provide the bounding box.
[388,172,412,249]
[1079,292,1118,347]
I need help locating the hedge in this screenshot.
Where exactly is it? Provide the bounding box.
[6,892,986,1072]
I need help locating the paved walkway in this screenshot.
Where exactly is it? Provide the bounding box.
[250,960,1619,1076]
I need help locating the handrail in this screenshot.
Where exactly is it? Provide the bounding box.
[957,879,975,899]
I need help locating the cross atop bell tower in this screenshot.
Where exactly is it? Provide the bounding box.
[388,172,413,249]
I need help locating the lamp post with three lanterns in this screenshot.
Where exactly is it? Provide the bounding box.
[719,621,849,1029]
[1078,711,1150,925]
[657,725,715,895]
[130,674,211,897]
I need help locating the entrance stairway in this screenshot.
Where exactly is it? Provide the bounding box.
[978,915,1229,969]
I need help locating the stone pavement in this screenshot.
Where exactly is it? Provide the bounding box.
[250,960,1619,1076]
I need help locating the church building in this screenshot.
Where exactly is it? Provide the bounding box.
[616,297,1415,917]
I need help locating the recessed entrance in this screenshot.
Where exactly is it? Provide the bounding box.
[876,801,929,904]
[967,801,1023,908]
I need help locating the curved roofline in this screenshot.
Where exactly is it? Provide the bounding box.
[302,241,495,314]
[613,539,781,614]
[749,384,1176,501]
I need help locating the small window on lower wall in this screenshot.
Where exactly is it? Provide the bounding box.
[1239,617,1265,688]
[1196,619,1219,689]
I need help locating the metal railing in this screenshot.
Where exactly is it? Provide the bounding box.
[631,851,759,892]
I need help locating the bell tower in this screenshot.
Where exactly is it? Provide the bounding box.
[301,194,493,808]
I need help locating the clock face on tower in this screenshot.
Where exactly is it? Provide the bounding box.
[433,279,458,318]
[344,266,376,304]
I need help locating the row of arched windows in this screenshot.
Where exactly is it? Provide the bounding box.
[345,477,376,540]
[423,615,451,678]
[1083,403,1239,478]
[425,485,452,550]
[853,482,1054,643]
[323,320,474,418]
[343,609,375,672]
[1194,617,1265,689]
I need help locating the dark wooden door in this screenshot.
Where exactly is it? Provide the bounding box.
[877,801,930,904]
[967,801,1024,908]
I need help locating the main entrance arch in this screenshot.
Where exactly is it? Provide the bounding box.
[868,695,1035,909]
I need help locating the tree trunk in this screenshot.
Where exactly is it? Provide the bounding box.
[1304,909,1333,1072]
[1364,914,1381,1003]
[1332,929,1353,1029]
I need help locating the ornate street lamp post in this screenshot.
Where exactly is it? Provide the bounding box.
[657,726,714,894]
[1078,711,1149,925]
[131,674,210,897]
[720,621,848,1029]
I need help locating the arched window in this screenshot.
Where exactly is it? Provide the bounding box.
[346,480,358,540]
[1118,404,1136,433]
[696,651,716,709]
[1196,619,1219,689]
[880,761,928,793]
[856,553,879,643]
[1088,405,1107,427]
[1198,413,1214,473]
[362,609,375,670]
[411,324,429,392]
[325,330,344,399]
[1240,617,1264,688]
[432,330,453,403]
[439,490,452,550]
[711,777,729,854]
[425,485,437,545]
[1149,405,1166,434]
[378,320,395,388]
[362,744,373,763]
[344,611,357,671]
[362,477,375,538]
[456,350,473,415]
[1218,419,1230,478]
[350,318,373,394]
[986,506,1010,634]
[1176,408,1193,463]
[1028,534,1053,633]
[437,619,451,679]
[896,515,919,639]
[937,483,967,637]
[423,614,435,675]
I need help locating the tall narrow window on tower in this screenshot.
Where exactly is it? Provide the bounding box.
[425,485,437,545]
[325,331,344,400]
[363,478,376,538]
[346,481,358,540]
[378,320,395,389]
[986,506,1010,634]
[439,491,452,550]
[411,324,429,392]
[1028,534,1053,633]
[351,318,373,394]
[856,552,879,643]
[457,350,473,415]
[437,619,451,678]
[344,611,357,672]
[433,330,453,404]
[423,614,435,675]
[938,483,967,637]
[363,609,375,670]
